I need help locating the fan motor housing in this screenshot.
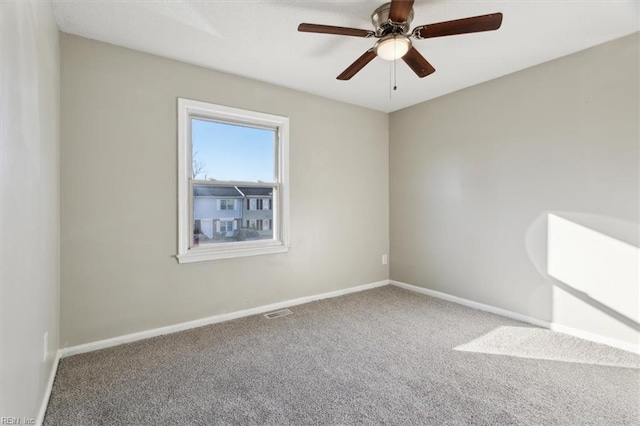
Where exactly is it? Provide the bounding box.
[371,2,414,36]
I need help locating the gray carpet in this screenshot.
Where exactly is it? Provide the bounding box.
[45,286,640,425]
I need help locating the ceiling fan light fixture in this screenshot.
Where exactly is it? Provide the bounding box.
[298,0,503,80]
[374,35,411,61]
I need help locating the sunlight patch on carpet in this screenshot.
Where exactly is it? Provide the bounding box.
[454,326,640,369]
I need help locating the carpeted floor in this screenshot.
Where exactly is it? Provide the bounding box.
[45,286,640,425]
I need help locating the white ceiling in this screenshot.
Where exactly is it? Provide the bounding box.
[53,0,639,113]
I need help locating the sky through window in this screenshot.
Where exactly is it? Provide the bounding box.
[192,118,275,182]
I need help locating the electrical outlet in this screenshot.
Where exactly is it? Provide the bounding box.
[382,254,388,265]
[43,332,48,362]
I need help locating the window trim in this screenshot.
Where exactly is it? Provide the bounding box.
[177,98,290,263]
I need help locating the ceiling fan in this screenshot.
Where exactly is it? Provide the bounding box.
[298,0,503,80]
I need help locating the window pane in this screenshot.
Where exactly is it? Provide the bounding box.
[192,185,274,247]
[192,118,275,182]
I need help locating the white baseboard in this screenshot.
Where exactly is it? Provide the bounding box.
[36,350,61,426]
[547,322,640,355]
[58,278,639,359]
[60,279,390,358]
[391,280,550,328]
[390,280,640,355]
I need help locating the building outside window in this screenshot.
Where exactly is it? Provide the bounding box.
[177,98,289,263]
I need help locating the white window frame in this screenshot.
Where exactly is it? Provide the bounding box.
[177,98,290,263]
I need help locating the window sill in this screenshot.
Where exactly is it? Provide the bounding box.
[176,243,289,263]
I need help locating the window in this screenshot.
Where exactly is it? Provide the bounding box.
[178,98,289,263]
[219,199,235,210]
[219,220,234,233]
[255,219,273,231]
[245,198,272,211]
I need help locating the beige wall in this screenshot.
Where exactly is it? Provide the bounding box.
[60,34,389,347]
[60,30,638,350]
[0,0,60,420]
[390,33,639,346]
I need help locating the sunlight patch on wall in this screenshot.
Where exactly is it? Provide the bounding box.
[547,214,639,337]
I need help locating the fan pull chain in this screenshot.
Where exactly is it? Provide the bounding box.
[394,58,397,91]
[389,60,393,99]
[389,60,398,97]
[393,35,398,91]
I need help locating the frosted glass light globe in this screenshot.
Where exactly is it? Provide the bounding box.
[374,35,411,61]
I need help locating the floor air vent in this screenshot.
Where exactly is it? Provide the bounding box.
[264,309,293,319]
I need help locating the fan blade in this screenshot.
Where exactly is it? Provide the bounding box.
[389,0,415,22]
[402,47,435,78]
[337,50,377,80]
[414,13,503,39]
[298,23,373,38]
